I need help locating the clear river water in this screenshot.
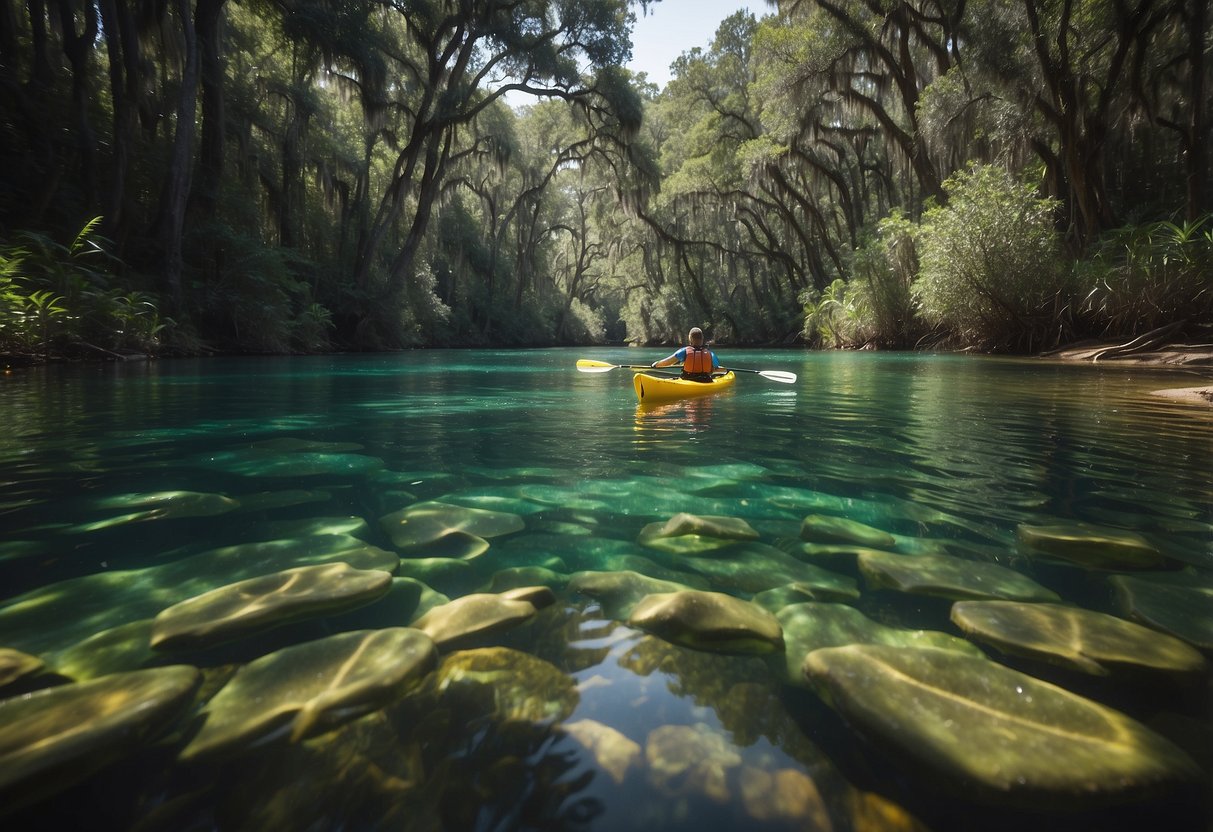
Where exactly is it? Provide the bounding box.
[1,349,1210,831]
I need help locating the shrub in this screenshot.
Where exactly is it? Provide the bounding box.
[846,210,924,348]
[0,218,173,356]
[914,165,1069,351]
[1079,216,1213,337]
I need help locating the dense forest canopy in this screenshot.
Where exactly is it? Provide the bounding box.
[1,0,1209,357]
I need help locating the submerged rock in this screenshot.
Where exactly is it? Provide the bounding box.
[394,557,479,596]
[801,515,896,549]
[1017,522,1169,569]
[499,585,557,610]
[195,449,385,478]
[411,592,538,650]
[752,582,860,612]
[645,722,741,802]
[627,590,784,655]
[251,515,372,540]
[378,501,524,550]
[951,600,1207,676]
[637,513,760,554]
[1110,574,1213,649]
[406,646,579,725]
[325,577,450,631]
[804,645,1201,806]
[739,766,832,829]
[180,628,436,762]
[487,566,567,593]
[49,620,155,680]
[652,513,760,541]
[151,562,394,651]
[78,490,239,530]
[568,570,693,619]
[778,602,980,687]
[0,666,201,810]
[858,551,1059,601]
[680,542,861,600]
[0,534,399,657]
[562,718,641,784]
[0,648,44,689]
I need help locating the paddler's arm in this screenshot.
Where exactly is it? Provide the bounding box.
[651,348,685,368]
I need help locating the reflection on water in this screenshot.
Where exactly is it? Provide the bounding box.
[0,350,1210,831]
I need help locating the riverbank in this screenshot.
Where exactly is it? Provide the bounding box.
[1044,341,1213,406]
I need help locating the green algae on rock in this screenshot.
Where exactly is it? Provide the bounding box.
[0,665,201,811]
[803,645,1201,807]
[627,590,784,655]
[858,551,1059,601]
[180,628,436,762]
[410,592,538,650]
[800,515,896,549]
[951,600,1207,676]
[778,602,981,687]
[1017,522,1170,569]
[150,562,394,651]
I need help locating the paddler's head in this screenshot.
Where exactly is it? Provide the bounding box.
[688,327,704,347]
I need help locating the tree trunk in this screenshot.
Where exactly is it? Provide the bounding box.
[191,0,227,222]
[98,0,132,244]
[157,0,199,310]
[1185,0,1208,218]
[55,0,98,209]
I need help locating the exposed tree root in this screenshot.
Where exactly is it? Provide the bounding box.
[1089,321,1187,362]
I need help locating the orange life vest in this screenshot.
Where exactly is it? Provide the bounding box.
[683,346,713,375]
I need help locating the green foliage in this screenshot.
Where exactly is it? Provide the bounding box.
[0,218,173,356]
[1,0,1202,353]
[188,222,308,353]
[914,165,1069,351]
[801,279,861,348]
[1079,217,1213,337]
[292,303,335,352]
[846,211,924,348]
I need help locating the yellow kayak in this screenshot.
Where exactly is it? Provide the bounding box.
[632,371,736,403]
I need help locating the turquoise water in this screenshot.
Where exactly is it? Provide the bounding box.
[1,349,1210,830]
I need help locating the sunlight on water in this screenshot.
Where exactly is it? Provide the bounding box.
[0,350,1210,831]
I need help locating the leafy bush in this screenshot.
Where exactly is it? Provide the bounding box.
[0,218,173,356]
[800,279,863,347]
[188,222,305,353]
[845,210,924,348]
[914,165,1069,351]
[1079,216,1213,337]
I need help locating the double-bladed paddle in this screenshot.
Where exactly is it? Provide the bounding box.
[575,358,797,384]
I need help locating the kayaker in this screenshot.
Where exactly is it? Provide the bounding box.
[650,327,721,382]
